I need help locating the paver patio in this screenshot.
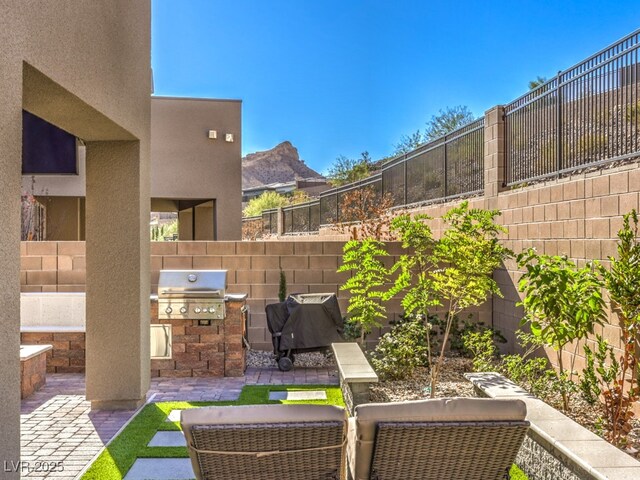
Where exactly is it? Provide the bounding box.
[20,366,338,479]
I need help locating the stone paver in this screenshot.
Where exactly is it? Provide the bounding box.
[20,366,338,479]
[165,410,183,422]
[123,458,194,480]
[147,431,186,447]
[268,390,327,401]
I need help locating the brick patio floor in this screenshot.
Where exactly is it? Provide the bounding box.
[19,367,338,479]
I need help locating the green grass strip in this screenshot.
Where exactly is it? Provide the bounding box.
[510,464,528,479]
[81,385,343,479]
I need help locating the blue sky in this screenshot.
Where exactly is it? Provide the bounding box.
[152,0,640,174]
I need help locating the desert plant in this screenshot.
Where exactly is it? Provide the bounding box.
[517,248,606,411]
[151,224,166,241]
[597,209,640,445]
[334,186,396,241]
[369,315,430,380]
[388,202,511,397]
[278,270,287,302]
[338,238,389,346]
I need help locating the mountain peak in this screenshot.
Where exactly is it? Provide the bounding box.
[242,142,324,189]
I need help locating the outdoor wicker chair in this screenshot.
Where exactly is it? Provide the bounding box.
[346,397,529,480]
[181,404,348,480]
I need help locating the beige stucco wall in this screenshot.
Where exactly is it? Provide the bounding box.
[21,97,242,241]
[151,97,242,240]
[1,1,151,472]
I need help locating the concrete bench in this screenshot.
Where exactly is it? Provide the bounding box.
[331,343,378,414]
[20,344,52,399]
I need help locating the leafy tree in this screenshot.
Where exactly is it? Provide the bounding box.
[326,152,372,186]
[516,249,606,411]
[289,189,310,205]
[392,106,476,155]
[338,238,389,346]
[424,105,475,141]
[528,76,548,90]
[393,130,423,156]
[242,191,288,217]
[387,202,510,396]
[597,209,640,445]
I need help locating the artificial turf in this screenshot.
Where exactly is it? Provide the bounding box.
[81,385,344,479]
[81,383,528,479]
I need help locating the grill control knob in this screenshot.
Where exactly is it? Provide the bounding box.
[208,307,216,314]
[194,307,202,314]
[180,306,187,314]
[165,307,173,314]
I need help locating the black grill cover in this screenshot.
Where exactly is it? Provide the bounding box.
[266,293,343,352]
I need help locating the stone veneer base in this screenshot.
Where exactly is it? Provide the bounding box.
[465,372,640,480]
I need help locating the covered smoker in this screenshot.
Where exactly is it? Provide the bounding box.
[266,293,344,371]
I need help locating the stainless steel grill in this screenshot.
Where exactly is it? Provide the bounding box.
[158,270,227,320]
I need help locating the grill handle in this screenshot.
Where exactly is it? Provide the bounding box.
[160,289,222,296]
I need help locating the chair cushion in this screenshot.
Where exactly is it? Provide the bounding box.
[348,397,527,480]
[181,403,346,429]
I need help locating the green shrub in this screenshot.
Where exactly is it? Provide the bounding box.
[369,316,430,380]
[462,329,497,372]
[341,317,362,342]
[432,315,506,356]
[517,248,606,410]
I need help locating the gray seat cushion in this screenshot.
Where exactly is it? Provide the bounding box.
[348,397,527,480]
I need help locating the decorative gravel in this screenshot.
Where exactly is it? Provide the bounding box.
[370,357,476,402]
[246,349,336,368]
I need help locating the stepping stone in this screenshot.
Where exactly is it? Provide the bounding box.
[148,431,186,447]
[165,410,183,422]
[269,390,327,401]
[123,458,194,480]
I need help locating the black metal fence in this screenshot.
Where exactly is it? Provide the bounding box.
[253,30,640,235]
[505,30,640,185]
[320,175,383,225]
[383,118,485,207]
[257,118,485,235]
[261,209,279,235]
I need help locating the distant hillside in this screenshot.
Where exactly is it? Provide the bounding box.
[242,141,325,189]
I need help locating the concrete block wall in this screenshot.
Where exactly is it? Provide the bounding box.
[401,105,640,370]
[23,240,457,351]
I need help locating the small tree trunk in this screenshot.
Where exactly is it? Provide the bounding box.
[557,350,569,411]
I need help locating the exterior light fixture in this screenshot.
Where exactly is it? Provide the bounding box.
[225,133,234,142]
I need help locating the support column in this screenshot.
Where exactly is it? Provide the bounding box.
[484,105,506,207]
[0,64,22,479]
[85,141,150,410]
[277,207,285,236]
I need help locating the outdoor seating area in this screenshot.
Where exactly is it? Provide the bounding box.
[180,398,529,480]
[4,2,640,480]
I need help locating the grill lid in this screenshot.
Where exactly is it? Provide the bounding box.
[158,270,227,298]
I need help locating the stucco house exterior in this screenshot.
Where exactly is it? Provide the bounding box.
[1,1,153,475]
[22,96,242,241]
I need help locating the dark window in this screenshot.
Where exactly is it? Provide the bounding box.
[22,110,77,174]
